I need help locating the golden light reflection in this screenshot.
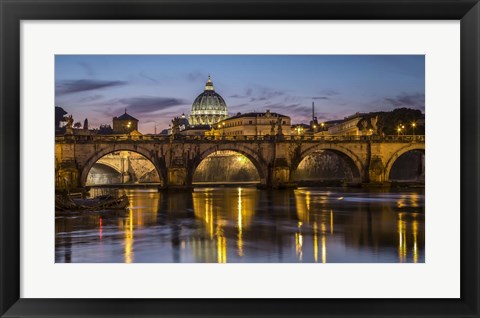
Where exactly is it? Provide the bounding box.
[294,190,333,263]
[99,217,103,240]
[313,222,318,262]
[410,193,419,208]
[319,219,328,263]
[306,191,311,212]
[192,188,258,263]
[127,189,159,226]
[237,188,244,257]
[321,235,327,263]
[216,225,227,263]
[330,210,334,234]
[124,209,134,263]
[202,192,214,239]
[412,219,418,263]
[295,221,303,261]
[321,223,327,233]
[294,190,311,224]
[397,193,419,209]
[398,214,407,262]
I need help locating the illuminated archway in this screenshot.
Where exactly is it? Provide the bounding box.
[293,146,363,183]
[192,150,261,184]
[83,150,162,186]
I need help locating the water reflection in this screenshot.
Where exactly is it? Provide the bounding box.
[55,187,425,263]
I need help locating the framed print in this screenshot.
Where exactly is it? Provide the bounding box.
[1,0,479,317]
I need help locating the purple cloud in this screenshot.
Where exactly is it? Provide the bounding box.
[56,79,126,95]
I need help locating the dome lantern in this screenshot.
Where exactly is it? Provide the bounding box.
[204,74,214,91]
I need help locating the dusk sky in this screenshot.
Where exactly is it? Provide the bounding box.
[55,55,425,134]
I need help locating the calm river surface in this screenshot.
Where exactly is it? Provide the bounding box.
[55,187,424,263]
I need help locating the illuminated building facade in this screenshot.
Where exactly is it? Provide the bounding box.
[215,110,291,137]
[315,113,374,137]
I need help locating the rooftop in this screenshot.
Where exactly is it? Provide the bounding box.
[115,110,138,121]
[224,111,289,121]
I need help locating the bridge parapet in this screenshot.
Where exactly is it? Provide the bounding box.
[55,134,425,144]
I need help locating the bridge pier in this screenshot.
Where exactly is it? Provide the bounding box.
[166,167,192,191]
[368,155,387,183]
[268,155,297,189]
[269,143,297,189]
[55,161,81,191]
[269,166,296,189]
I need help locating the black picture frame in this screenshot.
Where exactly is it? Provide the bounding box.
[1,0,479,317]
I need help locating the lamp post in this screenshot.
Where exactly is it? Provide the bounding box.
[411,122,416,137]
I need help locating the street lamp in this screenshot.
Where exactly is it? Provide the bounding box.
[411,122,416,136]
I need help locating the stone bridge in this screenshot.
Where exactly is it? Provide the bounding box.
[55,134,425,190]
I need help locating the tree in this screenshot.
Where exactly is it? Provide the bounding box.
[98,124,113,135]
[55,106,67,130]
[73,122,82,129]
[361,108,424,135]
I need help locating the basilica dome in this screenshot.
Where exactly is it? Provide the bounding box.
[189,75,228,126]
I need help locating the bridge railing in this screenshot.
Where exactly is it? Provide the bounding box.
[55,134,425,143]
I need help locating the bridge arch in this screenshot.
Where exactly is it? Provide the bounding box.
[93,159,122,174]
[80,145,164,187]
[385,143,425,181]
[295,144,365,182]
[86,162,123,185]
[190,144,268,185]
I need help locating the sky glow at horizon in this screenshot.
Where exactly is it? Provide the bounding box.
[55,55,425,133]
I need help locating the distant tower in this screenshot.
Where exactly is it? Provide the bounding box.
[312,101,315,122]
[310,101,318,129]
[83,118,89,130]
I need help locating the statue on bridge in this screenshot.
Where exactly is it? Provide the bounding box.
[371,116,379,135]
[171,117,181,137]
[64,115,74,135]
[276,116,283,136]
[270,120,276,135]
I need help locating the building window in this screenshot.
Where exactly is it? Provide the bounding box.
[249,120,253,125]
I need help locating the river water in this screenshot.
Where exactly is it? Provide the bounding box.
[55,187,424,263]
